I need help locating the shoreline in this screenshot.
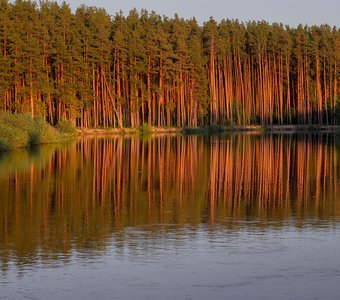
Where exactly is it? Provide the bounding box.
[78,125,340,136]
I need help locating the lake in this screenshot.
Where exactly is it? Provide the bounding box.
[0,133,340,299]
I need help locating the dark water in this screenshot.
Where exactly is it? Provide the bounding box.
[0,133,340,300]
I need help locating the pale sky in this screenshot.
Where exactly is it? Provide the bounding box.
[60,0,339,27]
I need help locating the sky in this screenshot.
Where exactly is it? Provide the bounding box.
[60,0,339,27]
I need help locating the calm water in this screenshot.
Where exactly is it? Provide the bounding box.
[0,133,340,300]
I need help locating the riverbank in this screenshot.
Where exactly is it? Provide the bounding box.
[78,125,340,136]
[2,114,339,151]
[263,125,340,133]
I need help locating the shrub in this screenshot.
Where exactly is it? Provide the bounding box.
[0,111,66,151]
[139,123,152,135]
[57,120,77,135]
[210,124,223,132]
[182,127,208,135]
[33,116,61,144]
[0,119,30,150]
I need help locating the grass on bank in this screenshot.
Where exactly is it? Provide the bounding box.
[0,111,77,151]
[139,123,153,135]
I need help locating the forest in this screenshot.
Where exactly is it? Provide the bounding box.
[0,0,339,128]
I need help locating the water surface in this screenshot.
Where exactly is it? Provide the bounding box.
[0,133,339,299]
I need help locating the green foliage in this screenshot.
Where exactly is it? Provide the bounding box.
[0,2,339,127]
[32,116,60,144]
[0,121,29,151]
[57,120,78,135]
[139,123,152,135]
[182,127,209,135]
[0,111,64,151]
[210,124,224,132]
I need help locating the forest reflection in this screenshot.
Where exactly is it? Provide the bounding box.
[0,134,339,269]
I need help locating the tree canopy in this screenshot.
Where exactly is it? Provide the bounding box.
[0,0,339,127]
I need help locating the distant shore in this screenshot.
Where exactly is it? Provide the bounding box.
[78,125,340,136]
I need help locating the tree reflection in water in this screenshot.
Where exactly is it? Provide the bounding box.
[0,133,338,270]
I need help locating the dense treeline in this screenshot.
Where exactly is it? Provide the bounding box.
[0,0,339,127]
